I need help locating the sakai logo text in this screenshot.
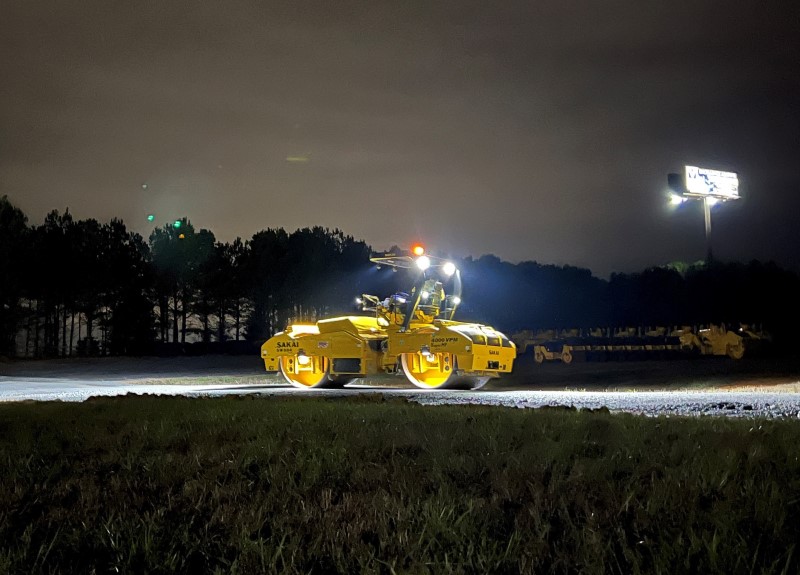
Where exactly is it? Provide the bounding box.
[276,341,299,349]
[489,350,500,356]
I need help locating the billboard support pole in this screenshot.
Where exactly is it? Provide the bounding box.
[668,166,739,264]
[703,197,713,263]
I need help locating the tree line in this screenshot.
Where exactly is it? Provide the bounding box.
[1,195,798,358]
[459,255,800,348]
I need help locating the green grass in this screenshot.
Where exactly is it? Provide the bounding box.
[1,396,799,574]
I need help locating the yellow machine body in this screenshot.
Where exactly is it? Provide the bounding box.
[696,325,746,359]
[261,251,516,390]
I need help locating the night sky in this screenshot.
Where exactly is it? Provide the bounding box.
[2,0,798,277]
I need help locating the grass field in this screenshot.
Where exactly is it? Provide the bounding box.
[1,395,799,574]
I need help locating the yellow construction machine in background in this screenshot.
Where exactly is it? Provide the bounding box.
[512,324,770,364]
[261,246,516,390]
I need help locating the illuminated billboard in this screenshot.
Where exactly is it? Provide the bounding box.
[685,165,739,199]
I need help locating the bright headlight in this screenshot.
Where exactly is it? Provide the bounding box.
[452,296,461,305]
[442,261,456,276]
[416,255,431,270]
[421,290,429,300]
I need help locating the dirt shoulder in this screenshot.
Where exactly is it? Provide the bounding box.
[492,354,800,392]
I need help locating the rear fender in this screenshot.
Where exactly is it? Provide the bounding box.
[267,331,383,376]
[456,344,515,373]
[261,333,305,372]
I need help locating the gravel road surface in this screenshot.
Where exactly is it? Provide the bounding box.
[2,355,800,418]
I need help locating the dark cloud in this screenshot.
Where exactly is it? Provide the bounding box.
[2,0,798,276]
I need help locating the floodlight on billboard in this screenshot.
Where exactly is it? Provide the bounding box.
[685,166,739,200]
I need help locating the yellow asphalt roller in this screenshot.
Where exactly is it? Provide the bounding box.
[261,246,515,390]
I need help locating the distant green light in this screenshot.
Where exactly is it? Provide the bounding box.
[173,220,182,229]
[147,214,155,222]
